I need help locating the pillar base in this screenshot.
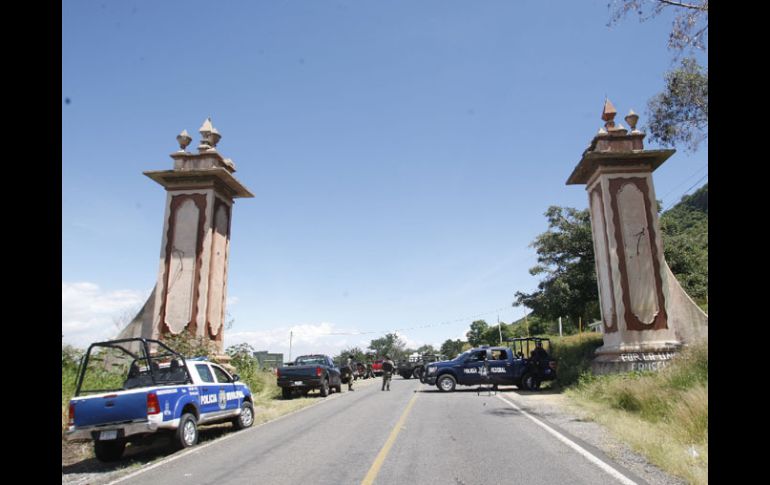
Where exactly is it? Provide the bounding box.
[591,349,679,375]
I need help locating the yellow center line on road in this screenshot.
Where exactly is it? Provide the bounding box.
[360,393,419,485]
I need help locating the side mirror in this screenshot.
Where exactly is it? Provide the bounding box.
[232,374,240,382]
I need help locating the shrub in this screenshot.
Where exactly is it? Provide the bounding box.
[549,332,604,386]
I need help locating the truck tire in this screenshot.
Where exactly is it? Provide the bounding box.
[232,401,254,430]
[400,372,410,379]
[319,378,329,397]
[174,413,199,449]
[412,367,423,379]
[282,388,293,400]
[437,374,456,392]
[521,373,541,391]
[94,439,126,462]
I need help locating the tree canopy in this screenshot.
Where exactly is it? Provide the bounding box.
[513,206,600,333]
[608,0,708,152]
[513,190,708,328]
[367,333,407,361]
[440,339,465,359]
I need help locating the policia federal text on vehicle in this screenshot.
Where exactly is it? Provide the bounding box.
[421,338,557,392]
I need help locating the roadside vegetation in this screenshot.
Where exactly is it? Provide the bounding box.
[566,341,708,485]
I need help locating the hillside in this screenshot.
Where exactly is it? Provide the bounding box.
[660,183,708,303]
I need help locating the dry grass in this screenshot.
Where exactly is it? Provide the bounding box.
[566,342,708,484]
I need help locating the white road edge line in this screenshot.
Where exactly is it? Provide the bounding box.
[496,394,638,485]
[103,388,353,485]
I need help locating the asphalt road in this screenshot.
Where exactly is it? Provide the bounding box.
[109,377,646,485]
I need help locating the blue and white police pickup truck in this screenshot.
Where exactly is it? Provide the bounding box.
[422,340,557,392]
[66,338,254,462]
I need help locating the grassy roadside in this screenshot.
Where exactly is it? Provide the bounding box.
[564,341,708,485]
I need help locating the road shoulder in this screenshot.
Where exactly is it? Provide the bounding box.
[498,389,687,485]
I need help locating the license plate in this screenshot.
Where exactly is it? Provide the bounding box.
[293,381,304,386]
[99,430,118,440]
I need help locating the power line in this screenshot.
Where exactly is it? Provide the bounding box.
[660,163,707,203]
[302,306,514,337]
[663,172,708,211]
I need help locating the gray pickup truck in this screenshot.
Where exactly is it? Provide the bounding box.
[276,354,343,399]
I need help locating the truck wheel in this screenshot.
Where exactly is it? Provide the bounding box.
[319,378,329,397]
[232,401,254,430]
[521,373,541,391]
[282,388,293,400]
[175,413,198,449]
[412,367,423,379]
[94,439,126,462]
[437,375,456,392]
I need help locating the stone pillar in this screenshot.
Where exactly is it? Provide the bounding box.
[566,100,707,374]
[138,119,254,360]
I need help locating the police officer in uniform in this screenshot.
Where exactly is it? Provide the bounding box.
[381,355,394,391]
[346,354,355,391]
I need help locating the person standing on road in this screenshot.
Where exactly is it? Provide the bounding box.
[381,355,394,391]
[346,355,355,391]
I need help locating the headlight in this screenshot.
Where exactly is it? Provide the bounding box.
[427,366,437,375]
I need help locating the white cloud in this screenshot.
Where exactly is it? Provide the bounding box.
[225,322,370,360]
[62,282,150,348]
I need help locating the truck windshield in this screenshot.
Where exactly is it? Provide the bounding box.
[295,356,326,366]
[453,351,472,361]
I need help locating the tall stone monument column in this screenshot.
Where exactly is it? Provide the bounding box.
[116,118,253,359]
[567,100,707,374]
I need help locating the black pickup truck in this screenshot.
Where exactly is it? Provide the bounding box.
[276,354,343,399]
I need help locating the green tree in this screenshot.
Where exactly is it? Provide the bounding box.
[416,344,437,354]
[608,0,708,152]
[333,346,367,364]
[466,320,489,346]
[480,322,515,346]
[608,0,708,54]
[368,333,407,361]
[440,339,465,359]
[660,184,708,301]
[646,58,707,151]
[513,206,600,331]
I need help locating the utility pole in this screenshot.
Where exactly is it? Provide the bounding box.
[525,314,529,337]
[288,330,293,362]
[558,317,563,337]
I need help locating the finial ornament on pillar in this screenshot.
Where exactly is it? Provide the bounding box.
[198,117,221,152]
[176,130,192,152]
[625,110,641,134]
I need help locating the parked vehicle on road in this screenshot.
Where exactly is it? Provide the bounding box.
[397,353,445,379]
[422,341,557,392]
[66,338,254,462]
[371,359,384,376]
[277,354,343,399]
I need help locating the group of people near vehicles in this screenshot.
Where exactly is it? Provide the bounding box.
[346,355,395,391]
[346,343,549,394]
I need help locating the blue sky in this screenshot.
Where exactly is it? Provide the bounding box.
[62,0,708,357]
